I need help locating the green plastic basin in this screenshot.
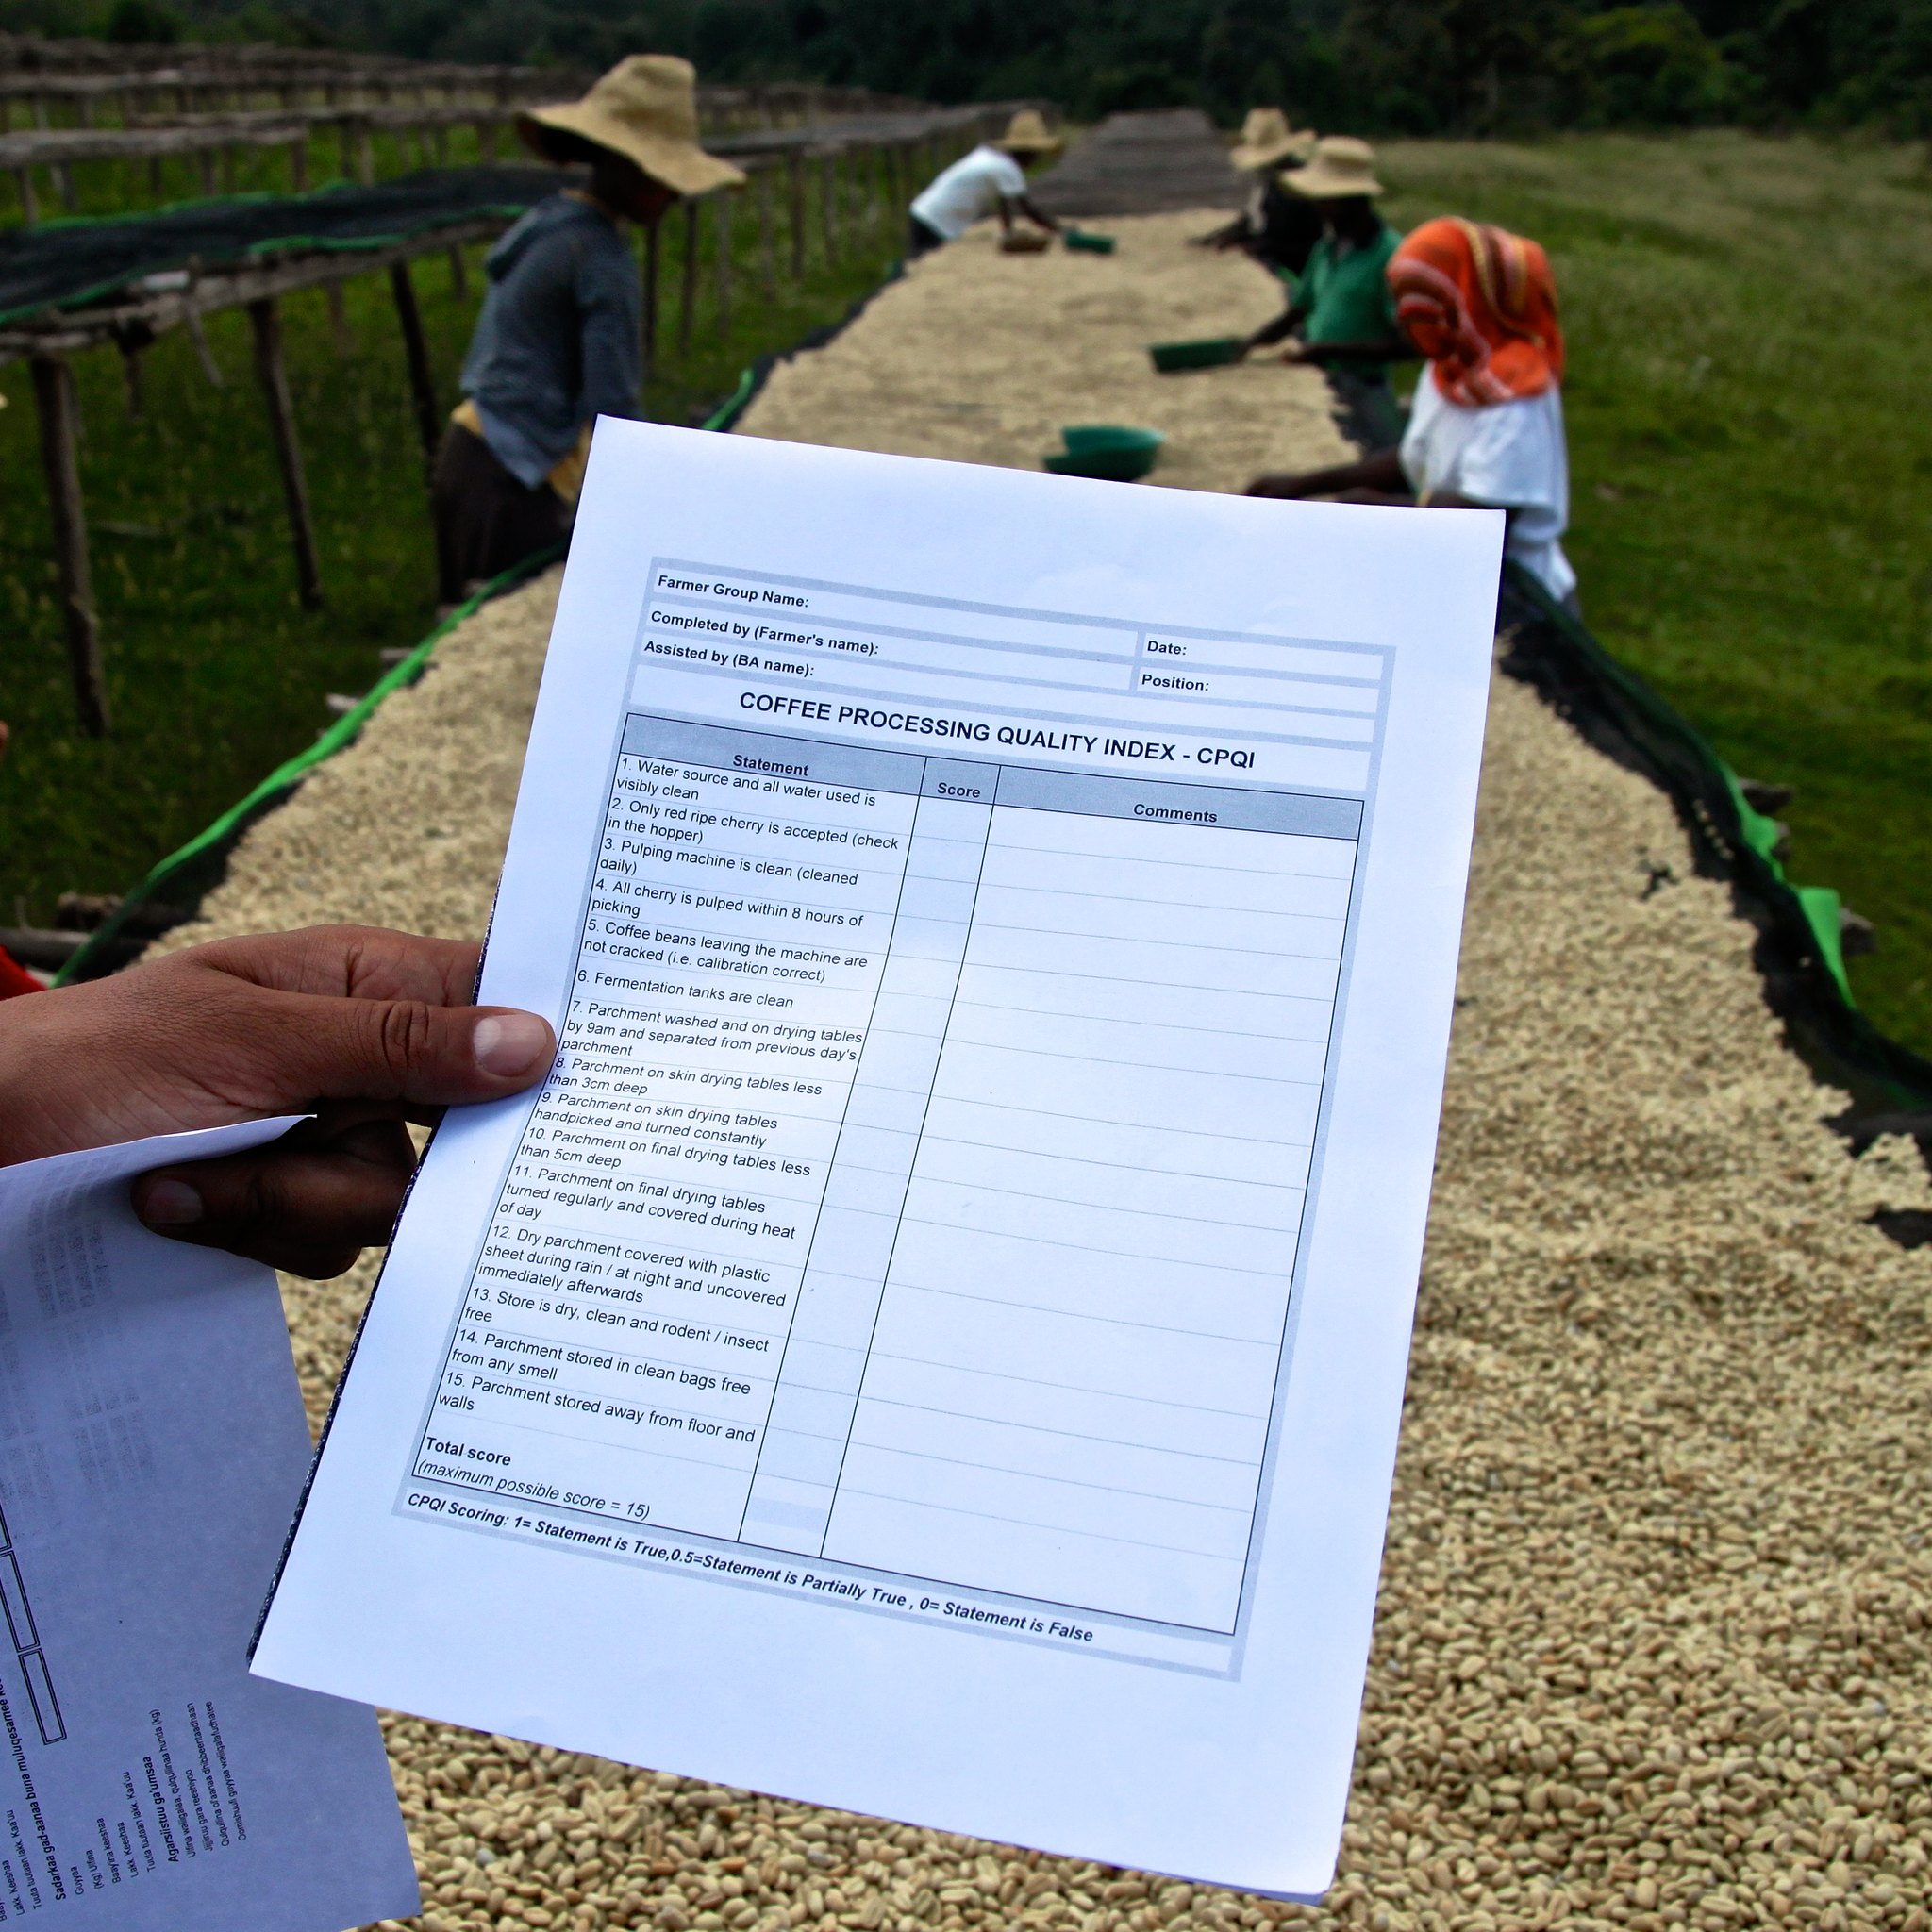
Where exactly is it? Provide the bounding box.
[1149,336,1244,373]
[1043,425,1165,481]
[1064,227,1117,253]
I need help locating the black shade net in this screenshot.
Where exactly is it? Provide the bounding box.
[0,166,559,326]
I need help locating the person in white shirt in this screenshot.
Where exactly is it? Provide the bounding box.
[1246,216,1577,611]
[908,108,1064,256]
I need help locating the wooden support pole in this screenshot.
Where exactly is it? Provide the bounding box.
[119,340,144,421]
[221,142,238,195]
[325,280,352,356]
[355,125,375,186]
[678,197,700,357]
[714,191,733,337]
[182,305,224,387]
[248,297,324,610]
[388,262,441,479]
[819,154,839,262]
[30,356,108,737]
[756,168,776,301]
[788,155,806,280]
[641,220,660,381]
[13,167,36,225]
[289,137,308,193]
[32,97,75,212]
[337,120,353,180]
[447,242,469,299]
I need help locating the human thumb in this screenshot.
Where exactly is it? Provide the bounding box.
[470,1011,557,1084]
[233,987,557,1108]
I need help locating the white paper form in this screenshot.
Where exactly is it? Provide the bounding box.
[257,422,1503,1898]
[0,1123,419,1932]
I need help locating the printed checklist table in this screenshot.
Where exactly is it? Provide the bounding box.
[415,715,1362,1636]
[820,775,1355,1631]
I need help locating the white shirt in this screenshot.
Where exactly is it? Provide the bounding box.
[1400,362,1576,603]
[910,145,1027,242]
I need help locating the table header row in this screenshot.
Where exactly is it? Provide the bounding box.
[621,713,1363,841]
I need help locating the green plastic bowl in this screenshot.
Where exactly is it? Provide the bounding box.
[1064,227,1117,253]
[1043,425,1165,481]
[1149,336,1244,374]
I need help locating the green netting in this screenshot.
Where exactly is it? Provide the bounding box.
[1499,559,1932,1112]
[0,167,557,327]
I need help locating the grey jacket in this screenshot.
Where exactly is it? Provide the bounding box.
[461,193,641,490]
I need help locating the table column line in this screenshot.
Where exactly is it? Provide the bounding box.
[813,784,1000,1558]
[732,750,931,1541]
[1224,813,1367,1624]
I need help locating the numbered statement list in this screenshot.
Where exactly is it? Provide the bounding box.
[403,701,1374,1653]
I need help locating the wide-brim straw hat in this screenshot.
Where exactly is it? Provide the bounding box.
[1230,107,1317,172]
[518,55,745,197]
[1283,134,1384,198]
[994,108,1064,156]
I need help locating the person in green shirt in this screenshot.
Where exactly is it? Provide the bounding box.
[1240,137,1415,429]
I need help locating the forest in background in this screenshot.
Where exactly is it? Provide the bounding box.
[6,0,1932,137]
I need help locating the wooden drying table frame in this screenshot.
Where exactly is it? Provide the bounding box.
[0,216,509,733]
[0,77,953,221]
[2,103,1017,733]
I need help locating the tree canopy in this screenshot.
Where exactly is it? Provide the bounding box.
[12,0,1932,134]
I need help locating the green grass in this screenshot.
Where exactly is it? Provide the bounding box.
[0,142,918,932]
[8,131,1930,1064]
[1379,133,1932,1059]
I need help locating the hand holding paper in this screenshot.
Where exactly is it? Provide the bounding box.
[0,925,556,1276]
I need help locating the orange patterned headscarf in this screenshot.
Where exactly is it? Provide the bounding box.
[1387,217,1564,407]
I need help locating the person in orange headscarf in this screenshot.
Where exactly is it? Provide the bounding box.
[1247,216,1577,609]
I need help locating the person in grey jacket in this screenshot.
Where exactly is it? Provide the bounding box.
[433,56,742,608]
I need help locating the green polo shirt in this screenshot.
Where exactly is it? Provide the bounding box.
[1296,222,1402,375]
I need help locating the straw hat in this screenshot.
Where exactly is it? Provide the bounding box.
[993,108,1064,156]
[517,55,745,197]
[1230,107,1316,172]
[1282,134,1384,199]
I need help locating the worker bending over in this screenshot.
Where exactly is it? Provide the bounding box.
[908,110,1063,257]
[1247,218,1576,610]
[1240,136,1412,438]
[1196,108,1324,283]
[433,56,742,608]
